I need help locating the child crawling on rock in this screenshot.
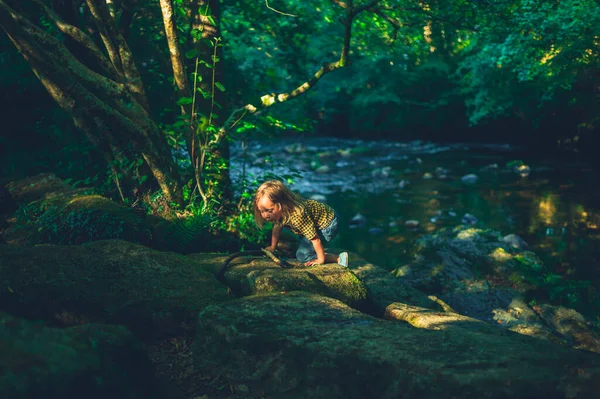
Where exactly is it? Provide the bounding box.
[254,180,349,267]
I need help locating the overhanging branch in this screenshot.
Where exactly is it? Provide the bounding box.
[34,0,119,80]
[215,0,383,144]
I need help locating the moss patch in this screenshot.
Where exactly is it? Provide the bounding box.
[0,240,231,338]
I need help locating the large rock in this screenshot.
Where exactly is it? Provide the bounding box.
[193,292,600,398]
[0,240,231,337]
[339,249,449,314]
[397,226,600,352]
[5,173,72,204]
[197,253,369,308]
[4,192,153,246]
[0,313,167,398]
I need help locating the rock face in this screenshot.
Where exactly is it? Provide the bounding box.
[0,240,231,338]
[0,313,166,399]
[193,292,600,399]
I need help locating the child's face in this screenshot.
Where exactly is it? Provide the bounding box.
[257,195,282,222]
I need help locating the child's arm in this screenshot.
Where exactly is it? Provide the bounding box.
[265,223,282,252]
[305,237,326,266]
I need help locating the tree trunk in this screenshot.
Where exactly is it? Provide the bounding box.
[0,0,183,206]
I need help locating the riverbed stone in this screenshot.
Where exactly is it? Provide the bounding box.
[0,312,166,398]
[193,291,600,399]
[0,240,230,338]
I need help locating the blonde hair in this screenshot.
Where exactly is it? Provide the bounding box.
[254,180,305,228]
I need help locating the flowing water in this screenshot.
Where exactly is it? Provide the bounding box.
[231,136,600,317]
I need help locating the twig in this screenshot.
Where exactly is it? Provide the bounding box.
[261,248,293,268]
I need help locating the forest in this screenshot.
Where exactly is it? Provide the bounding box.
[1,1,600,398]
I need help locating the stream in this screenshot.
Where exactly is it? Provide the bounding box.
[231,136,600,318]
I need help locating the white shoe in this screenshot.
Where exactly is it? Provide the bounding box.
[338,252,349,267]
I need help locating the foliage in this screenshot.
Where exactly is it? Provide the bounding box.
[2,0,599,250]
[513,251,597,314]
[456,0,600,131]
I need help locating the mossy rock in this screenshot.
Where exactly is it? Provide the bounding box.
[220,255,369,308]
[0,240,231,338]
[10,193,153,246]
[336,248,447,314]
[0,313,167,398]
[402,226,547,295]
[193,292,600,398]
[5,173,73,204]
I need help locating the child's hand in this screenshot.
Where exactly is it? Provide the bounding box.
[264,245,276,252]
[305,259,324,266]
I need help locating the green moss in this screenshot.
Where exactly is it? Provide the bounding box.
[0,240,231,337]
[14,193,152,245]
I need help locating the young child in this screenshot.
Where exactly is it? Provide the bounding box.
[254,180,349,267]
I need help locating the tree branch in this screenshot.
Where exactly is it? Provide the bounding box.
[34,0,118,80]
[215,0,376,144]
[353,0,384,15]
[85,0,150,112]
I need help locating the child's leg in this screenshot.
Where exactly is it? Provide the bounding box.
[296,237,317,263]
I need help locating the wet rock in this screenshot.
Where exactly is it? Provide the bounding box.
[435,167,450,177]
[349,213,366,228]
[315,165,330,173]
[514,164,531,177]
[193,292,600,399]
[500,233,528,250]
[337,148,352,157]
[422,172,433,180]
[480,163,499,171]
[0,313,166,398]
[461,213,478,225]
[368,227,384,235]
[371,166,392,178]
[398,180,410,189]
[461,174,479,184]
[405,220,420,228]
[284,143,306,154]
[308,194,328,202]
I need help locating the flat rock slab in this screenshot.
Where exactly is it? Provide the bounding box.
[193,292,600,399]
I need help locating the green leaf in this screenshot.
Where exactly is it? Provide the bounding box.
[177,97,193,105]
[215,82,226,92]
[185,49,199,59]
